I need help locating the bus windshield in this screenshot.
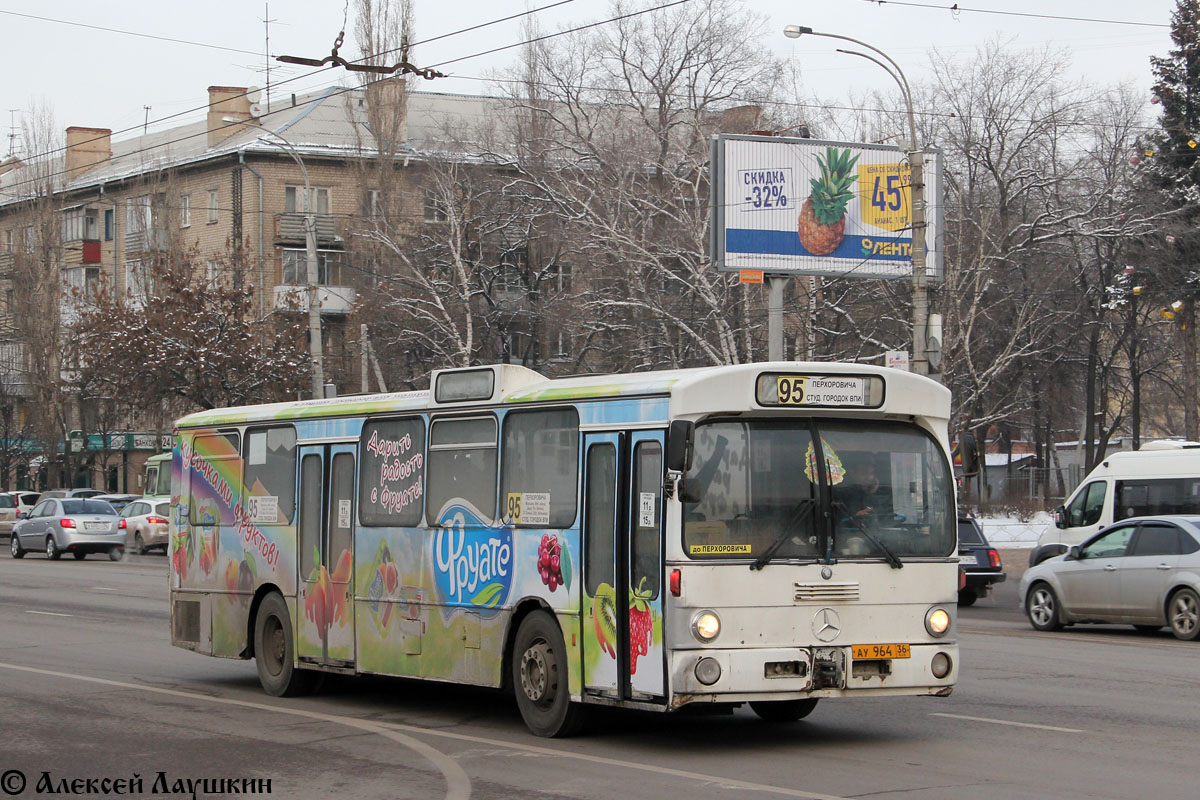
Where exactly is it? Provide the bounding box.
[682,419,954,563]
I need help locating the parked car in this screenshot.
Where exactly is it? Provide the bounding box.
[1020,515,1200,640]
[39,488,107,500]
[958,515,1006,605]
[93,493,141,514]
[10,498,125,561]
[122,499,171,554]
[0,491,41,539]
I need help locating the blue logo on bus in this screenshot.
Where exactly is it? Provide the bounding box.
[433,503,513,609]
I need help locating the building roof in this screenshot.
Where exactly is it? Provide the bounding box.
[0,86,511,209]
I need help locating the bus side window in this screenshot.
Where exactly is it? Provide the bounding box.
[632,441,662,600]
[500,408,580,528]
[427,417,497,525]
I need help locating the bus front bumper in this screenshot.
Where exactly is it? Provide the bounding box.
[668,642,957,705]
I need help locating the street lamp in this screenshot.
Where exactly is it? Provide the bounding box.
[222,116,326,399]
[783,25,933,379]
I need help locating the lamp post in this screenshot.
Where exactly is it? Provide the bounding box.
[783,25,932,379]
[222,116,325,399]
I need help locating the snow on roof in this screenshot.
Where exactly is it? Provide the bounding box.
[0,86,511,208]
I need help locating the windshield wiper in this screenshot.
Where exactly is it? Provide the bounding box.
[839,507,903,569]
[750,499,815,571]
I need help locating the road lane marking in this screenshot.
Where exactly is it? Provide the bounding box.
[929,712,1083,732]
[25,610,73,617]
[0,662,470,800]
[0,661,851,800]
[91,587,116,591]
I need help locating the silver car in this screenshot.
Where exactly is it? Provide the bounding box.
[1020,515,1200,640]
[0,491,41,539]
[122,499,170,554]
[10,498,125,561]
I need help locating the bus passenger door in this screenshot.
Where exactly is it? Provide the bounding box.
[625,430,666,701]
[296,444,357,667]
[582,433,621,697]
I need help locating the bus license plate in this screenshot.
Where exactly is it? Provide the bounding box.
[853,643,910,659]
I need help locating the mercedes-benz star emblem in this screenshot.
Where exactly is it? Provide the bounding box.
[812,607,842,642]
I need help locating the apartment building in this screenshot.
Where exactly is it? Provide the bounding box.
[0,81,511,490]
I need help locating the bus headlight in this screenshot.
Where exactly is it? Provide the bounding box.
[694,657,722,685]
[692,610,721,642]
[925,606,951,637]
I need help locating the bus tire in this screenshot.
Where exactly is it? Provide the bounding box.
[512,611,585,737]
[750,698,818,722]
[1025,582,1062,632]
[254,592,318,697]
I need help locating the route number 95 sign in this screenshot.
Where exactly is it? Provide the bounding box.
[755,373,883,409]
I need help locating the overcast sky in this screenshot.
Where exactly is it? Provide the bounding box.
[0,0,1179,154]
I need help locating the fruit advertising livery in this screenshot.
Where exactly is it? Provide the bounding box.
[710,134,943,280]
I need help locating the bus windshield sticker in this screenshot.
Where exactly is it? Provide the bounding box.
[247,495,278,524]
[639,492,656,527]
[776,376,867,407]
[337,499,352,529]
[688,543,751,555]
[804,441,845,485]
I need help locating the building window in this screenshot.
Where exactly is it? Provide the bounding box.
[281,249,338,285]
[23,226,34,253]
[554,263,573,293]
[181,194,191,228]
[365,189,382,219]
[125,195,150,234]
[423,190,448,223]
[208,190,219,224]
[205,260,218,283]
[285,186,330,215]
[4,229,11,253]
[60,207,99,242]
[104,210,113,241]
[125,260,150,307]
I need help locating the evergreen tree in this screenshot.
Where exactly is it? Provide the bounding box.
[1145,0,1200,438]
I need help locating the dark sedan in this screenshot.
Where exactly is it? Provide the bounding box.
[958,515,1006,605]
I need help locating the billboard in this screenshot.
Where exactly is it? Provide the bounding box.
[710,134,943,280]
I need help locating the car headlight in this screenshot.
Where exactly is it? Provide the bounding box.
[925,606,951,637]
[691,610,721,642]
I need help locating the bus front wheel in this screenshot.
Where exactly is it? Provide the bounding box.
[750,698,819,722]
[512,611,585,737]
[254,592,318,697]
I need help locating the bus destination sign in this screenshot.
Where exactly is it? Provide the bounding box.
[756,373,882,408]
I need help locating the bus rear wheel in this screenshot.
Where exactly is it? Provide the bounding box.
[254,592,318,697]
[750,698,819,722]
[512,611,585,737]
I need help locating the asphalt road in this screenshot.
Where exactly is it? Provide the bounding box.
[0,550,1195,800]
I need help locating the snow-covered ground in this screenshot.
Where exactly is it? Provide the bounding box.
[974,512,1051,548]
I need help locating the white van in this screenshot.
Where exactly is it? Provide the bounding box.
[1031,443,1200,565]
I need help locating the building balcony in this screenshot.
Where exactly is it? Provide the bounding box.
[60,239,103,265]
[272,285,357,315]
[124,229,170,253]
[274,213,343,245]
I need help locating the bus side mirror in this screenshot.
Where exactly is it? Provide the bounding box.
[667,420,695,473]
[1053,506,1066,529]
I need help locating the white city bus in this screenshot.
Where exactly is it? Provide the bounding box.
[169,362,957,736]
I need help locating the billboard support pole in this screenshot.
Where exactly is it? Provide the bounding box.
[768,276,786,360]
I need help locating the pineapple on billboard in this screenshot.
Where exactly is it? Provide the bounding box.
[709,134,943,279]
